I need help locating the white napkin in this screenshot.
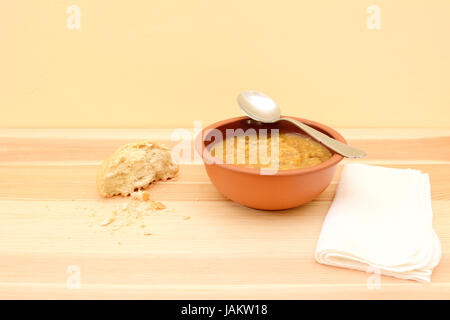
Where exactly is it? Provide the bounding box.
[315,164,441,282]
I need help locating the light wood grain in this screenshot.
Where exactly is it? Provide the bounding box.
[0,129,449,299]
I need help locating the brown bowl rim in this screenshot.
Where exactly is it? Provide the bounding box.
[195,116,346,176]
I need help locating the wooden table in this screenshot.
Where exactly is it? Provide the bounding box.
[0,128,449,299]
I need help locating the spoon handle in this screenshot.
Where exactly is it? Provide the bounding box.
[281,118,366,159]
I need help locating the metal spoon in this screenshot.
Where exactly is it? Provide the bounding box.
[237,91,366,158]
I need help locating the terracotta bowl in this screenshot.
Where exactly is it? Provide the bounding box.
[195,116,346,210]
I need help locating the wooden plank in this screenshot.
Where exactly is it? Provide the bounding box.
[0,130,449,163]
[2,282,450,300]
[0,164,449,200]
[1,128,450,140]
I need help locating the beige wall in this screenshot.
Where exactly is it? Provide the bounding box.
[1,0,449,128]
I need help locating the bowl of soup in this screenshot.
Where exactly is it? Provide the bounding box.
[195,116,346,210]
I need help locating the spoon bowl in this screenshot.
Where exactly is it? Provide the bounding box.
[237,91,280,123]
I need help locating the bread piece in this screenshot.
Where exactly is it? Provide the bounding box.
[96,141,178,197]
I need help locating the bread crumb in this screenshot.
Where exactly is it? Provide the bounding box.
[144,233,152,236]
[159,208,174,214]
[142,191,150,201]
[184,216,191,220]
[151,201,166,210]
[100,217,115,226]
[131,190,151,201]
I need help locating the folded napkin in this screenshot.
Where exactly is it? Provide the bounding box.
[315,164,441,282]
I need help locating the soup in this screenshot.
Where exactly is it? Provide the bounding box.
[210,132,332,170]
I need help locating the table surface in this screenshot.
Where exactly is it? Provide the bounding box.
[0,128,449,299]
